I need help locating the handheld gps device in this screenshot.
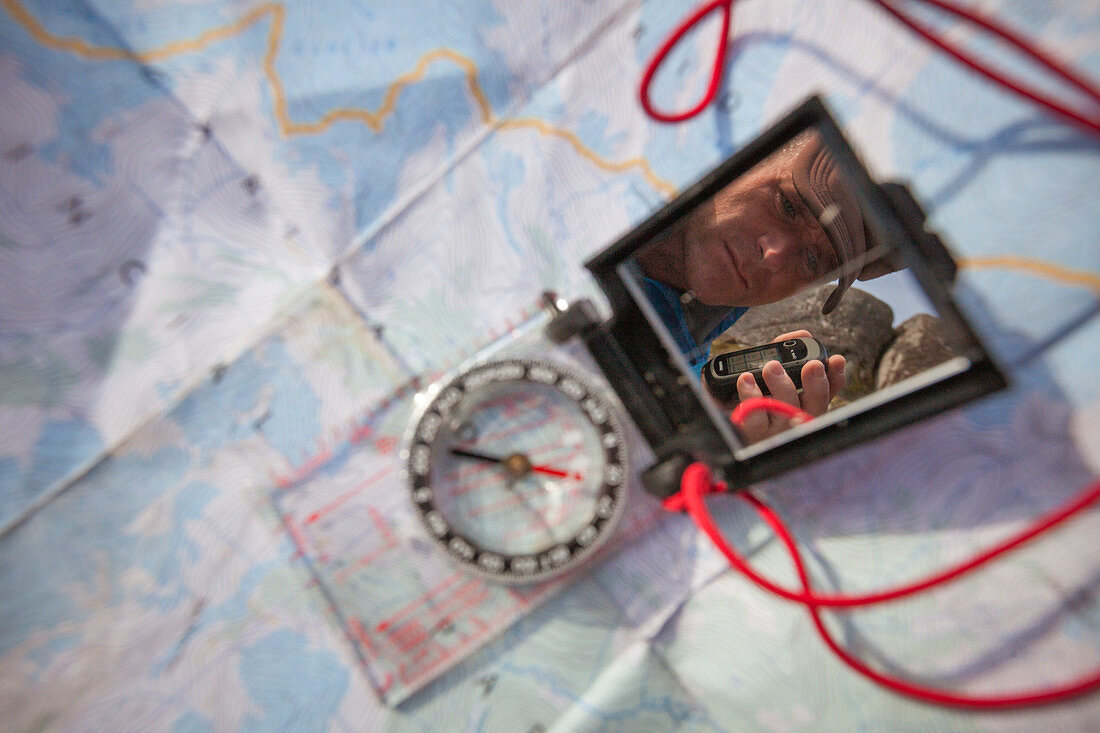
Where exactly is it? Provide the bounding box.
[704,337,829,399]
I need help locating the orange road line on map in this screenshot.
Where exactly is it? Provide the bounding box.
[1,0,277,61]
[3,0,677,197]
[958,256,1100,295]
[277,48,493,136]
[499,116,675,196]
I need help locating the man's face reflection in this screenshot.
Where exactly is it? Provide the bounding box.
[638,136,840,308]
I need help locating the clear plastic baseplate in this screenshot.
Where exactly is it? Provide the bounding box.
[271,300,659,705]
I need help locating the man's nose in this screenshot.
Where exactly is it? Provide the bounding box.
[758,232,797,273]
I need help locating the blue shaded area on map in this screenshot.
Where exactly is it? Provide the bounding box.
[76,0,516,254]
[0,5,167,184]
[172,340,322,463]
[0,417,103,529]
[892,49,1100,365]
[172,710,214,733]
[238,630,348,732]
[0,444,190,656]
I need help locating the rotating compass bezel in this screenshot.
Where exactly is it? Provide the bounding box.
[404,358,629,584]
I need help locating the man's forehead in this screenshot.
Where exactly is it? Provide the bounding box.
[789,130,880,300]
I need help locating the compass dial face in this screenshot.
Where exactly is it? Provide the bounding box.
[406,360,627,583]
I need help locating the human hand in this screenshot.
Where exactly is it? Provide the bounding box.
[732,330,846,444]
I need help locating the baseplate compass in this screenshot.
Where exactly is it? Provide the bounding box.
[405,359,628,583]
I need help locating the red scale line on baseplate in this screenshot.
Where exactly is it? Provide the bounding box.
[426,580,491,636]
[396,583,494,685]
[375,572,464,632]
[401,583,550,689]
[382,576,485,649]
[388,619,434,653]
[304,465,393,525]
[283,514,312,558]
[369,505,398,545]
[333,506,400,584]
[347,616,379,657]
[394,585,547,689]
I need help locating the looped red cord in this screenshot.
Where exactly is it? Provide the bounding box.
[638,0,734,123]
[639,0,1100,137]
[730,396,812,426]
[663,396,1100,707]
[747,485,1100,707]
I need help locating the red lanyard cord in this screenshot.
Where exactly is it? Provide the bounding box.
[747,487,1100,708]
[638,0,733,123]
[869,0,1100,137]
[639,0,1100,137]
[665,396,1100,707]
[674,456,1100,608]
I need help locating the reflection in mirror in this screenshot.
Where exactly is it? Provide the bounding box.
[623,129,971,448]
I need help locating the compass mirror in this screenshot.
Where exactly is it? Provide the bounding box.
[585,97,1006,490]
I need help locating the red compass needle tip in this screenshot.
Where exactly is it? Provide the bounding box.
[531,464,583,481]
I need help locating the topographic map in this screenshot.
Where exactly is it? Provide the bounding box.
[1,0,1099,730]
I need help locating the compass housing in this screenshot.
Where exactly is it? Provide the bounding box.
[404,358,629,584]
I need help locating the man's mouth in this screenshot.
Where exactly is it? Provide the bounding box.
[722,241,748,291]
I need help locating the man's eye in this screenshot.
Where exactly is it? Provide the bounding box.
[779,193,796,219]
[805,248,818,275]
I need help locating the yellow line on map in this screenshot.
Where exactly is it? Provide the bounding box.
[2,0,276,61]
[3,0,676,197]
[499,117,676,197]
[275,48,493,135]
[959,256,1100,295]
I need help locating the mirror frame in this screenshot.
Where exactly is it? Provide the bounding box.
[582,96,1008,492]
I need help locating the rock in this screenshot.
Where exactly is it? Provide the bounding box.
[875,313,959,390]
[710,284,894,405]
